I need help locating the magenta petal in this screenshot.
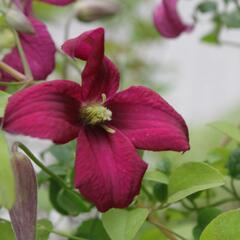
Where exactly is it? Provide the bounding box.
[3,80,82,144]
[153,0,193,38]
[75,127,147,212]
[62,28,119,101]
[14,0,32,15]
[1,17,56,83]
[106,86,190,152]
[41,0,74,5]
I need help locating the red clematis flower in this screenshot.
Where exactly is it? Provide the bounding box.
[3,28,190,212]
[0,0,74,88]
[153,0,193,38]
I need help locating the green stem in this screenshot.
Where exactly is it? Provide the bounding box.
[0,81,26,86]
[57,48,82,73]
[231,178,240,199]
[12,30,33,81]
[62,15,74,79]
[222,185,234,196]
[209,198,239,207]
[142,185,154,201]
[206,190,210,206]
[181,200,194,211]
[148,216,188,240]
[17,143,69,190]
[16,143,89,206]
[51,230,85,240]
[188,199,199,211]
[0,61,26,82]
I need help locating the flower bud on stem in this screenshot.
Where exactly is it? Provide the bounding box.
[74,0,120,22]
[10,143,37,240]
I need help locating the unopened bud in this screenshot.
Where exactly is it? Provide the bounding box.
[6,8,35,34]
[9,150,37,240]
[74,0,120,22]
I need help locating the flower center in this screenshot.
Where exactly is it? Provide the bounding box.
[80,103,112,125]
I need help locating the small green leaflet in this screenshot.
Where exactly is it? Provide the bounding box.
[0,130,15,209]
[200,209,240,240]
[0,91,10,117]
[102,208,149,240]
[209,121,240,142]
[168,162,224,203]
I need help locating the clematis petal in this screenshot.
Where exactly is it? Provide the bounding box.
[106,86,190,152]
[75,127,147,212]
[41,0,75,5]
[1,17,56,83]
[3,80,82,144]
[153,0,193,38]
[62,28,119,101]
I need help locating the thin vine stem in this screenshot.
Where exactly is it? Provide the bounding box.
[62,15,74,79]
[0,61,26,82]
[230,178,240,199]
[12,30,33,81]
[17,142,69,189]
[16,142,89,207]
[181,200,194,211]
[209,198,238,207]
[148,216,188,240]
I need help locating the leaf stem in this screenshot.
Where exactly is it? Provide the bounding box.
[209,198,238,207]
[148,215,188,240]
[62,15,74,79]
[0,61,27,82]
[181,200,194,211]
[17,143,69,190]
[230,178,240,199]
[15,142,89,209]
[141,185,154,201]
[12,30,33,81]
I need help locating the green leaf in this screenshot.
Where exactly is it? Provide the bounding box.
[221,10,240,28]
[197,1,217,13]
[49,179,68,215]
[153,183,168,202]
[0,219,15,240]
[200,209,240,240]
[57,189,90,215]
[72,219,110,240]
[143,170,169,184]
[44,141,76,166]
[209,121,240,142]
[138,226,167,240]
[168,162,224,203]
[201,31,219,44]
[102,208,149,240]
[0,91,10,117]
[197,208,222,229]
[0,130,15,209]
[227,148,240,179]
[36,219,53,240]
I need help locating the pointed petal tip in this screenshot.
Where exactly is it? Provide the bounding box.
[153,0,194,38]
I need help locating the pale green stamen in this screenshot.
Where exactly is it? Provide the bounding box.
[80,103,112,126]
